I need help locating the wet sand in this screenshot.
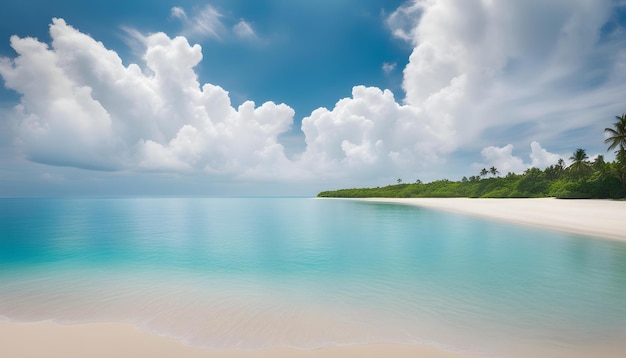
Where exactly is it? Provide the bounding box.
[0,321,476,358]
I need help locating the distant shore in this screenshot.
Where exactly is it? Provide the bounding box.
[0,321,476,358]
[343,198,626,241]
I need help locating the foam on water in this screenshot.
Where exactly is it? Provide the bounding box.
[1,197,626,356]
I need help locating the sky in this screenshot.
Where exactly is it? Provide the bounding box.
[1,0,626,196]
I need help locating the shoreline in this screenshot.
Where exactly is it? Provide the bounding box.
[0,321,476,358]
[343,197,626,241]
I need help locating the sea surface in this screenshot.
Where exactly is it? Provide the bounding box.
[1,197,626,357]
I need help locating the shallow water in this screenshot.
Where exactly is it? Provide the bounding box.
[1,197,626,356]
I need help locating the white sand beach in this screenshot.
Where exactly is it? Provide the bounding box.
[2,315,624,358]
[350,198,626,241]
[0,321,476,358]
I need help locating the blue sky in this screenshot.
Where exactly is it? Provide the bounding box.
[1,1,626,196]
[0,0,409,129]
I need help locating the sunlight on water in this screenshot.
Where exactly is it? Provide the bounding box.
[1,198,626,356]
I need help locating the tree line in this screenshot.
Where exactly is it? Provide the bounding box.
[318,115,626,199]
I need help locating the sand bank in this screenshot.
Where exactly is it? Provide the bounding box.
[0,321,475,358]
[350,198,626,241]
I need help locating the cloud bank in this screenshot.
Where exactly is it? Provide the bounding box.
[0,18,450,182]
[475,142,563,175]
[0,19,294,178]
[1,0,625,187]
[390,0,626,151]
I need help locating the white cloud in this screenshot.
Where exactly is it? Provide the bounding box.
[0,18,458,184]
[171,5,225,39]
[136,99,296,177]
[171,6,259,42]
[2,0,626,190]
[0,31,122,170]
[0,18,295,178]
[385,0,426,43]
[233,20,256,39]
[529,141,562,168]
[396,0,626,151]
[475,142,563,174]
[382,62,396,74]
[477,144,527,174]
[170,6,186,20]
[299,86,451,180]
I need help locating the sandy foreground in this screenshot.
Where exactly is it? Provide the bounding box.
[351,197,626,241]
[0,321,476,358]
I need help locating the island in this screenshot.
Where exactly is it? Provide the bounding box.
[319,116,626,200]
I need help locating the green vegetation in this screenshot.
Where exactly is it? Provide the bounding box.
[318,115,626,199]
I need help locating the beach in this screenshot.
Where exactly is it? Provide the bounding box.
[351,198,626,241]
[2,197,626,357]
[0,321,475,358]
[2,321,623,358]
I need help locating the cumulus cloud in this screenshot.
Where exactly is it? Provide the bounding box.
[299,86,451,179]
[476,142,563,174]
[529,141,562,168]
[2,0,626,187]
[0,18,295,178]
[0,18,456,184]
[478,145,528,174]
[395,0,626,150]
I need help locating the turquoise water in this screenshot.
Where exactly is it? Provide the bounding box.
[1,197,626,356]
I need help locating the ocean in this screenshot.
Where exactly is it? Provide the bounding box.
[1,197,626,356]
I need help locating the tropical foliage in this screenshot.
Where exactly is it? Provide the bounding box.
[568,148,590,177]
[605,114,626,192]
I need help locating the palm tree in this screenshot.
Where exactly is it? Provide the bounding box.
[605,114,626,165]
[568,148,590,177]
[593,155,606,173]
[480,168,488,178]
[489,166,499,177]
[397,178,402,184]
[605,114,626,195]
